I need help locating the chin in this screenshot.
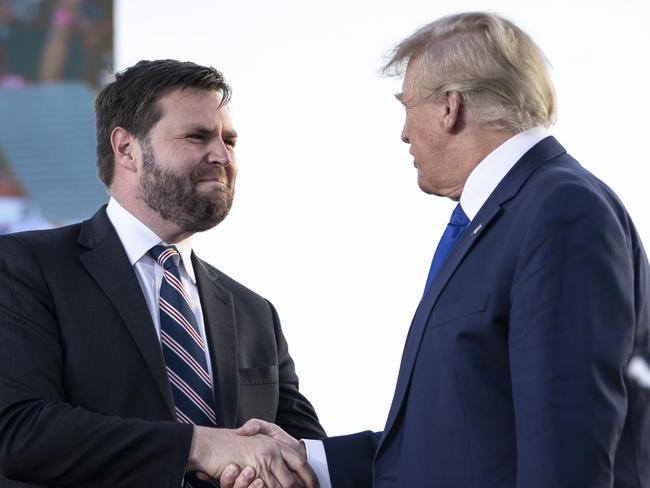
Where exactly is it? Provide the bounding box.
[417,178,435,195]
[417,177,455,198]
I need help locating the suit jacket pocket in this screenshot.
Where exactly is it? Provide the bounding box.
[429,293,490,329]
[238,365,279,385]
[237,366,280,424]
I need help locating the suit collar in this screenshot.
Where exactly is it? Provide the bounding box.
[378,136,567,454]
[105,197,196,283]
[461,128,549,220]
[192,254,240,427]
[78,207,176,417]
[80,208,242,426]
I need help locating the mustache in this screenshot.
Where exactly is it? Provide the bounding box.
[190,166,229,184]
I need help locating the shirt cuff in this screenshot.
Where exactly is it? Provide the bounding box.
[302,439,332,488]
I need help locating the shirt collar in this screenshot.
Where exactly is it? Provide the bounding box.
[460,127,549,220]
[106,197,196,283]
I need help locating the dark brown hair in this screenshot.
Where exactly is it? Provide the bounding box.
[95,59,231,186]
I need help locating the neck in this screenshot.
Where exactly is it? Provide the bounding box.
[467,126,515,164]
[110,191,192,244]
[446,128,515,201]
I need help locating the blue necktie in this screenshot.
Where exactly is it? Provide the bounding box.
[149,245,217,488]
[423,204,470,294]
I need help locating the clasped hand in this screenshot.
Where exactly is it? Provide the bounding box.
[188,421,317,488]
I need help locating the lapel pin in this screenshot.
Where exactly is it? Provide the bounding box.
[472,223,483,235]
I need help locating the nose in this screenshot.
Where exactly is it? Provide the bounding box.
[401,121,409,144]
[207,138,232,166]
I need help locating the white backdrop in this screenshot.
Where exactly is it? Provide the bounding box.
[116,0,650,436]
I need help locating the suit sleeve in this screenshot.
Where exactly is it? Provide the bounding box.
[322,431,381,488]
[508,182,639,487]
[267,300,327,440]
[0,234,193,487]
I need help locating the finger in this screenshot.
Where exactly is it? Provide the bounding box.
[236,418,263,436]
[280,445,319,488]
[232,466,257,488]
[235,478,266,488]
[219,464,242,487]
[255,466,281,488]
[269,453,304,488]
[262,470,283,488]
[246,420,300,451]
[245,480,265,488]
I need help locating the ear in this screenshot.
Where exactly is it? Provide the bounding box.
[110,127,139,174]
[442,91,463,132]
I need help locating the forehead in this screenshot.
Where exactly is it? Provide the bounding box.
[399,56,429,104]
[155,87,233,129]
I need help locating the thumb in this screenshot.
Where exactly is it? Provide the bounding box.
[280,444,318,488]
[235,418,264,436]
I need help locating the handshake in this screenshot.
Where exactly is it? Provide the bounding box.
[188,419,319,488]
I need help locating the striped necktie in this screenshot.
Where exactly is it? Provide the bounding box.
[423,203,470,294]
[149,245,217,487]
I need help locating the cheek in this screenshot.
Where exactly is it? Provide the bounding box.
[226,158,238,180]
[408,117,429,146]
[410,133,432,160]
[415,147,439,176]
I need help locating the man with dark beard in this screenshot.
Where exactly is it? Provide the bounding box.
[0,59,324,488]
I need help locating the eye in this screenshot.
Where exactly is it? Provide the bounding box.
[224,138,237,149]
[186,133,205,141]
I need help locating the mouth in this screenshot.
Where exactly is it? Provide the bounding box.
[194,170,228,183]
[193,174,229,189]
[192,165,233,191]
[197,178,229,187]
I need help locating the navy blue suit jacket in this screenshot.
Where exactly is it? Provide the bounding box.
[323,137,650,487]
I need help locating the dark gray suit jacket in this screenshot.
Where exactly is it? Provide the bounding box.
[0,206,325,487]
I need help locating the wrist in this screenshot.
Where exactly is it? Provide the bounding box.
[187,426,208,472]
[188,427,231,477]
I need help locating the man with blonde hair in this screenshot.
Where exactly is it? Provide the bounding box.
[230,11,650,488]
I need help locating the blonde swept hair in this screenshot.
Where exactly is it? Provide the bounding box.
[384,12,557,132]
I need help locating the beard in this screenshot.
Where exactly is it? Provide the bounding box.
[139,143,234,233]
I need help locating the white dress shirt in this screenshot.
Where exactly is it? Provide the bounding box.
[105,197,214,381]
[460,127,548,219]
[303,127,550,488]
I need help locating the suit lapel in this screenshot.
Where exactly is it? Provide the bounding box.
[193,255,239,428]
[78,208,175,417]
[378,137,567,453]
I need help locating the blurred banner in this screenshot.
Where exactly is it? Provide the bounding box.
[0,0,112,234]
